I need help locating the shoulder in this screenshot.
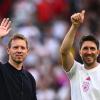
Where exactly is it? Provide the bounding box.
[0,62,6,69]
[0,61,3,65]
[0,62,8,76]
[22,70,36,84]
[72,60,83,70]
[67,60,84,78]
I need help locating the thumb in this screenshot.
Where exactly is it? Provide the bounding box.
[81,10,85,15]
[80,10,85,23]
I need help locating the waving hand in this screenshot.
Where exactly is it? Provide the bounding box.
[0,18,11,38]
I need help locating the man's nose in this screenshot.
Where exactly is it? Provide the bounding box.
[87,49,92,54]
[17,47,22,52]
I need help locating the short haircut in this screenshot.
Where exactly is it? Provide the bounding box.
[79,35,99,49]
[8,34,28,48]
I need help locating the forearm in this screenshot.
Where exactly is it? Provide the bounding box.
[60,24,79,53]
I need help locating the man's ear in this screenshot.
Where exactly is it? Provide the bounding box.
[7,47,10,55]
[79,50,82,57]
[97,50,100,57]
[26,48,30,55]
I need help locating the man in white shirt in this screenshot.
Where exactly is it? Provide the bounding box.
[60,10,100,100]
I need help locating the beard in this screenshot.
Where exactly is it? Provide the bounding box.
[12,58,23,64]
[11,55,25,64]
[13,59,23,64]
[83,58,95,66]
[81,54,97,66]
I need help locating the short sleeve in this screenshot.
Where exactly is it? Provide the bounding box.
[66,60,82,79]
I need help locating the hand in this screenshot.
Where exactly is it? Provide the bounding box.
[71,10,85,26]
[0,18,11,38]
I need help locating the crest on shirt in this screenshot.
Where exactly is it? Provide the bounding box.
[82,76,91,92]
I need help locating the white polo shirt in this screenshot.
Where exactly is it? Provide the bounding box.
[67,61,100,100]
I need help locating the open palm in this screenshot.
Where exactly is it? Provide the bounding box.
[0,18,11,38]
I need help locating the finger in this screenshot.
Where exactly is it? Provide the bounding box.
[76,13,81,21]
[80,10,85,23]
[0,18,6,26]
[81,10,85,15]
[6,28,12,34]
[72,13,81,21]
[81,10,85,16]
[6,21,11,30]
[2,18,10,27]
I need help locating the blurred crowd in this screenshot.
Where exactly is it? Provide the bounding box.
[0,0,100,100]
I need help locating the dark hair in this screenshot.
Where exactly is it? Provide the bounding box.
[79,35,99,49]
[8,34,28,48]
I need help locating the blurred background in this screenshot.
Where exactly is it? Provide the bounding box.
[0,0,100,100]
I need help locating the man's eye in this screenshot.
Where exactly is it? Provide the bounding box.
[13,47,18,49]
[21,47,25,49]
[83,47,88,50]
[90,47,96,50]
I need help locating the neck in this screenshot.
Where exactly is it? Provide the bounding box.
[8,60,23,70]
[84,62,99,70]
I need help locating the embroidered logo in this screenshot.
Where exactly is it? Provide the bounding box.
[82,77,91,92]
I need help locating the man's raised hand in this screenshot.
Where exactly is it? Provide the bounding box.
[71,10,85,26]
[0,18,11,38]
